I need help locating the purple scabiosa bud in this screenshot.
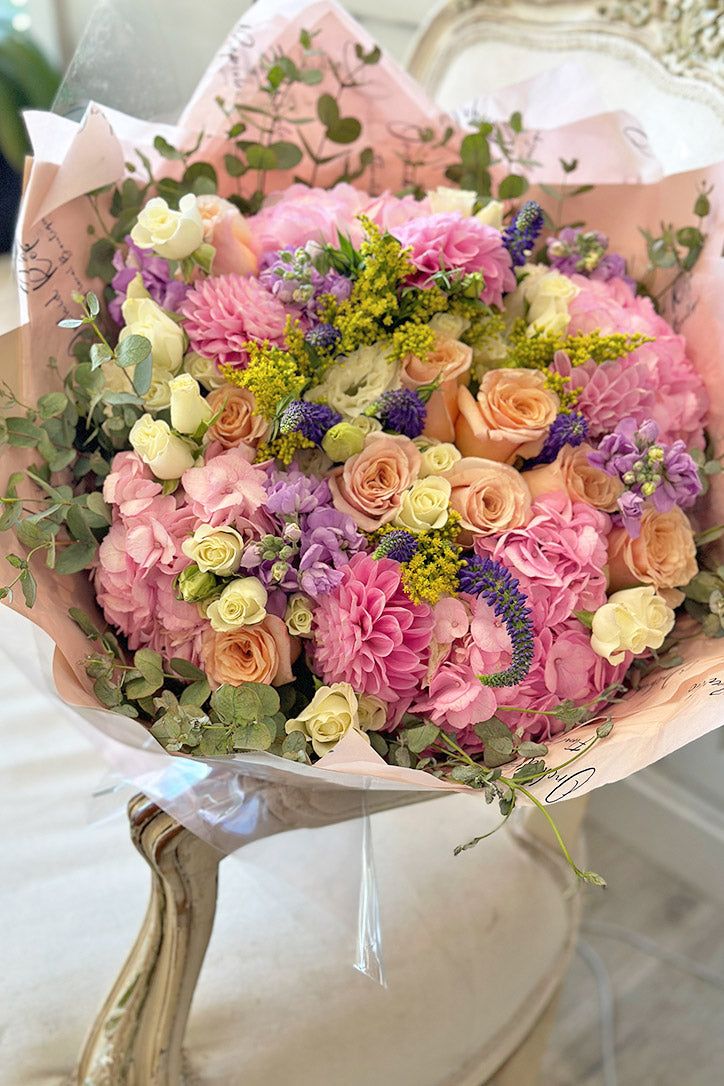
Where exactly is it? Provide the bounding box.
[458,555,534,687]
[524,411,588,467]
[373,530,419,563]
[377,388,427,438]
[279,400,342,444]
[305,322,341,351]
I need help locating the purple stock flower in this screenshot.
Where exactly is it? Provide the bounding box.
[547,227,633,286]
[109,238,189,324]
[298,506,365,597]
[259,245,351,320]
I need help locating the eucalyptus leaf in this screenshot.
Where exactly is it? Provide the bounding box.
[55,540,96,575]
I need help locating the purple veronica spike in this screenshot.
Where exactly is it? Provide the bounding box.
[502,201,545,267]
[377,388,427,438]
[373,530,419,563]
[525,411,588,468]
[458,556,534,688]
[279,400,342,444]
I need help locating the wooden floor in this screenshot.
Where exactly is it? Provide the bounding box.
[541,825,724,1085]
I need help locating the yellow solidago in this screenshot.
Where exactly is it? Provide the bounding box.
[402,532,464,606]
[221,340,305,420]
[544,369,581,412]
[255,432,314,466]
[505,322,653,371]
[389,321,435,364]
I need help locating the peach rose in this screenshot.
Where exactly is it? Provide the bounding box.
[607,506,697,600]
[202,614,298,687]
[526,443,623,512]
[206,386,269,452]
[402,333,472,444]
[445,457,532,543]
[329,432,421,531]
[196,194,260,277]
[455,369,559,463]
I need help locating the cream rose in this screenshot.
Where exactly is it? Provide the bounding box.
[129,415,195,480]
[357,693,387,733]
[395,477,451,533]
[305,344,399,418]
[350,415,382,435]
[182,524,244,575]
[420,442,462,477]
[202,615,297,687]
[475,199,505,229]
[329,432,421,531]
[286,682,363,757]
[169,373,212,435]
[120,296,185,373]
[206,577,268,632]
[284,593,314,638]
[131,194,204,260]
[525,443,624,512]
[517,266,579,336]
[142,375,172,412]
[206,386,269,452]
[455,369,559,463]
[428,186,476,216]
[183,351,225,391]
[445,457,532,542]
[590,586,675,665]
[607,506,698,598]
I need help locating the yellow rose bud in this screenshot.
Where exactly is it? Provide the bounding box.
[590,586,676,665]
[169,373,212,435]
[420,442,462,477]
[286,682,364,757]
[395,477,451,533]
[131,194,204,260]
[120,296,185,373]
[129,414,195,480]
[284,593,314,638]
[182,524,244,575]
[206,577,268,632]
[322,421,366,462]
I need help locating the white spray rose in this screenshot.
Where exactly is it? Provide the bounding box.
[284,593,314,638]
[475,199,505,229]
[420,442,462,477]
[206,577,268,632]
[120,296,185,373]
[590,586,676,665]
[169,373,212,434]
[514,266,579,337]
[182,524,245,576]
[286,682,364,757]
[357,693,387,733]
[131,194,204,260]
[183,351,225,391]
[395,477,451,532]
[129,415,195,480]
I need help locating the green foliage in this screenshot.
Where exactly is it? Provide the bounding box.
[444,113,537,204]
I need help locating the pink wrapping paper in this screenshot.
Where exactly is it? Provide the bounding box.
[3,0,724,842]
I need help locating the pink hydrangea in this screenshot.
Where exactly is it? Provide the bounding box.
[181,274,288,369]
[475,492,611,629]
[181,447,270,530]
[123,495,196,577]
[392,212,515,306]
[312,553,434,703]
[497,618,629,742]
[103,451,162,518]
[567,275,707,448]
[552,351,655,439]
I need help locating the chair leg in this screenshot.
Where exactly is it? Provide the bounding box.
[74,794,223,1086]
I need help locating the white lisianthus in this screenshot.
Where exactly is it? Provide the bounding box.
[169,373,212,434]
[420,442,462,477]
[131,194,204,260]
[284,593,314,638]
[350,415,382,435]
[206,577,268,632]
[129,415,195,480]
[286,682,365,757]
[395,477,451,533]
[513,265,579,337]
[590,586,676,665]
[305,344,399,418]
[429,310,470,340]
[183,351,225,391]
[120,296,185,373]
[357,693,387,733]
[182,524,245,576]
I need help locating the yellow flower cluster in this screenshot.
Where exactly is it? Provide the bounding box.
[504,321,652,371]
[458,307,505,350]
[402,532,464,606]
[334,216,415,354]
[544,369,581,411]
[389,322,435,364]
[221,341,305,420]
[255,432,315,466]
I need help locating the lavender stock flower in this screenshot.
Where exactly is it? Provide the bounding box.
[109,237,189,324]
[547,227,633,286]
[458,556,534,688]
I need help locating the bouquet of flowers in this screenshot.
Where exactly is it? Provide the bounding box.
[2,0,723,880]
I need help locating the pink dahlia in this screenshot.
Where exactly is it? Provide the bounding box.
[312,553,434,703]
[475,491,611,629]
[392,212,515,307]
[181,274,288,369]
[552,351,655,439]
[567,275,707,448]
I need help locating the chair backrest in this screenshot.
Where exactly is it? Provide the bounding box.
[407,0,724,172]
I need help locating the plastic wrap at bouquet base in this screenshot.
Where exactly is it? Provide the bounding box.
[3,0,724,894]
